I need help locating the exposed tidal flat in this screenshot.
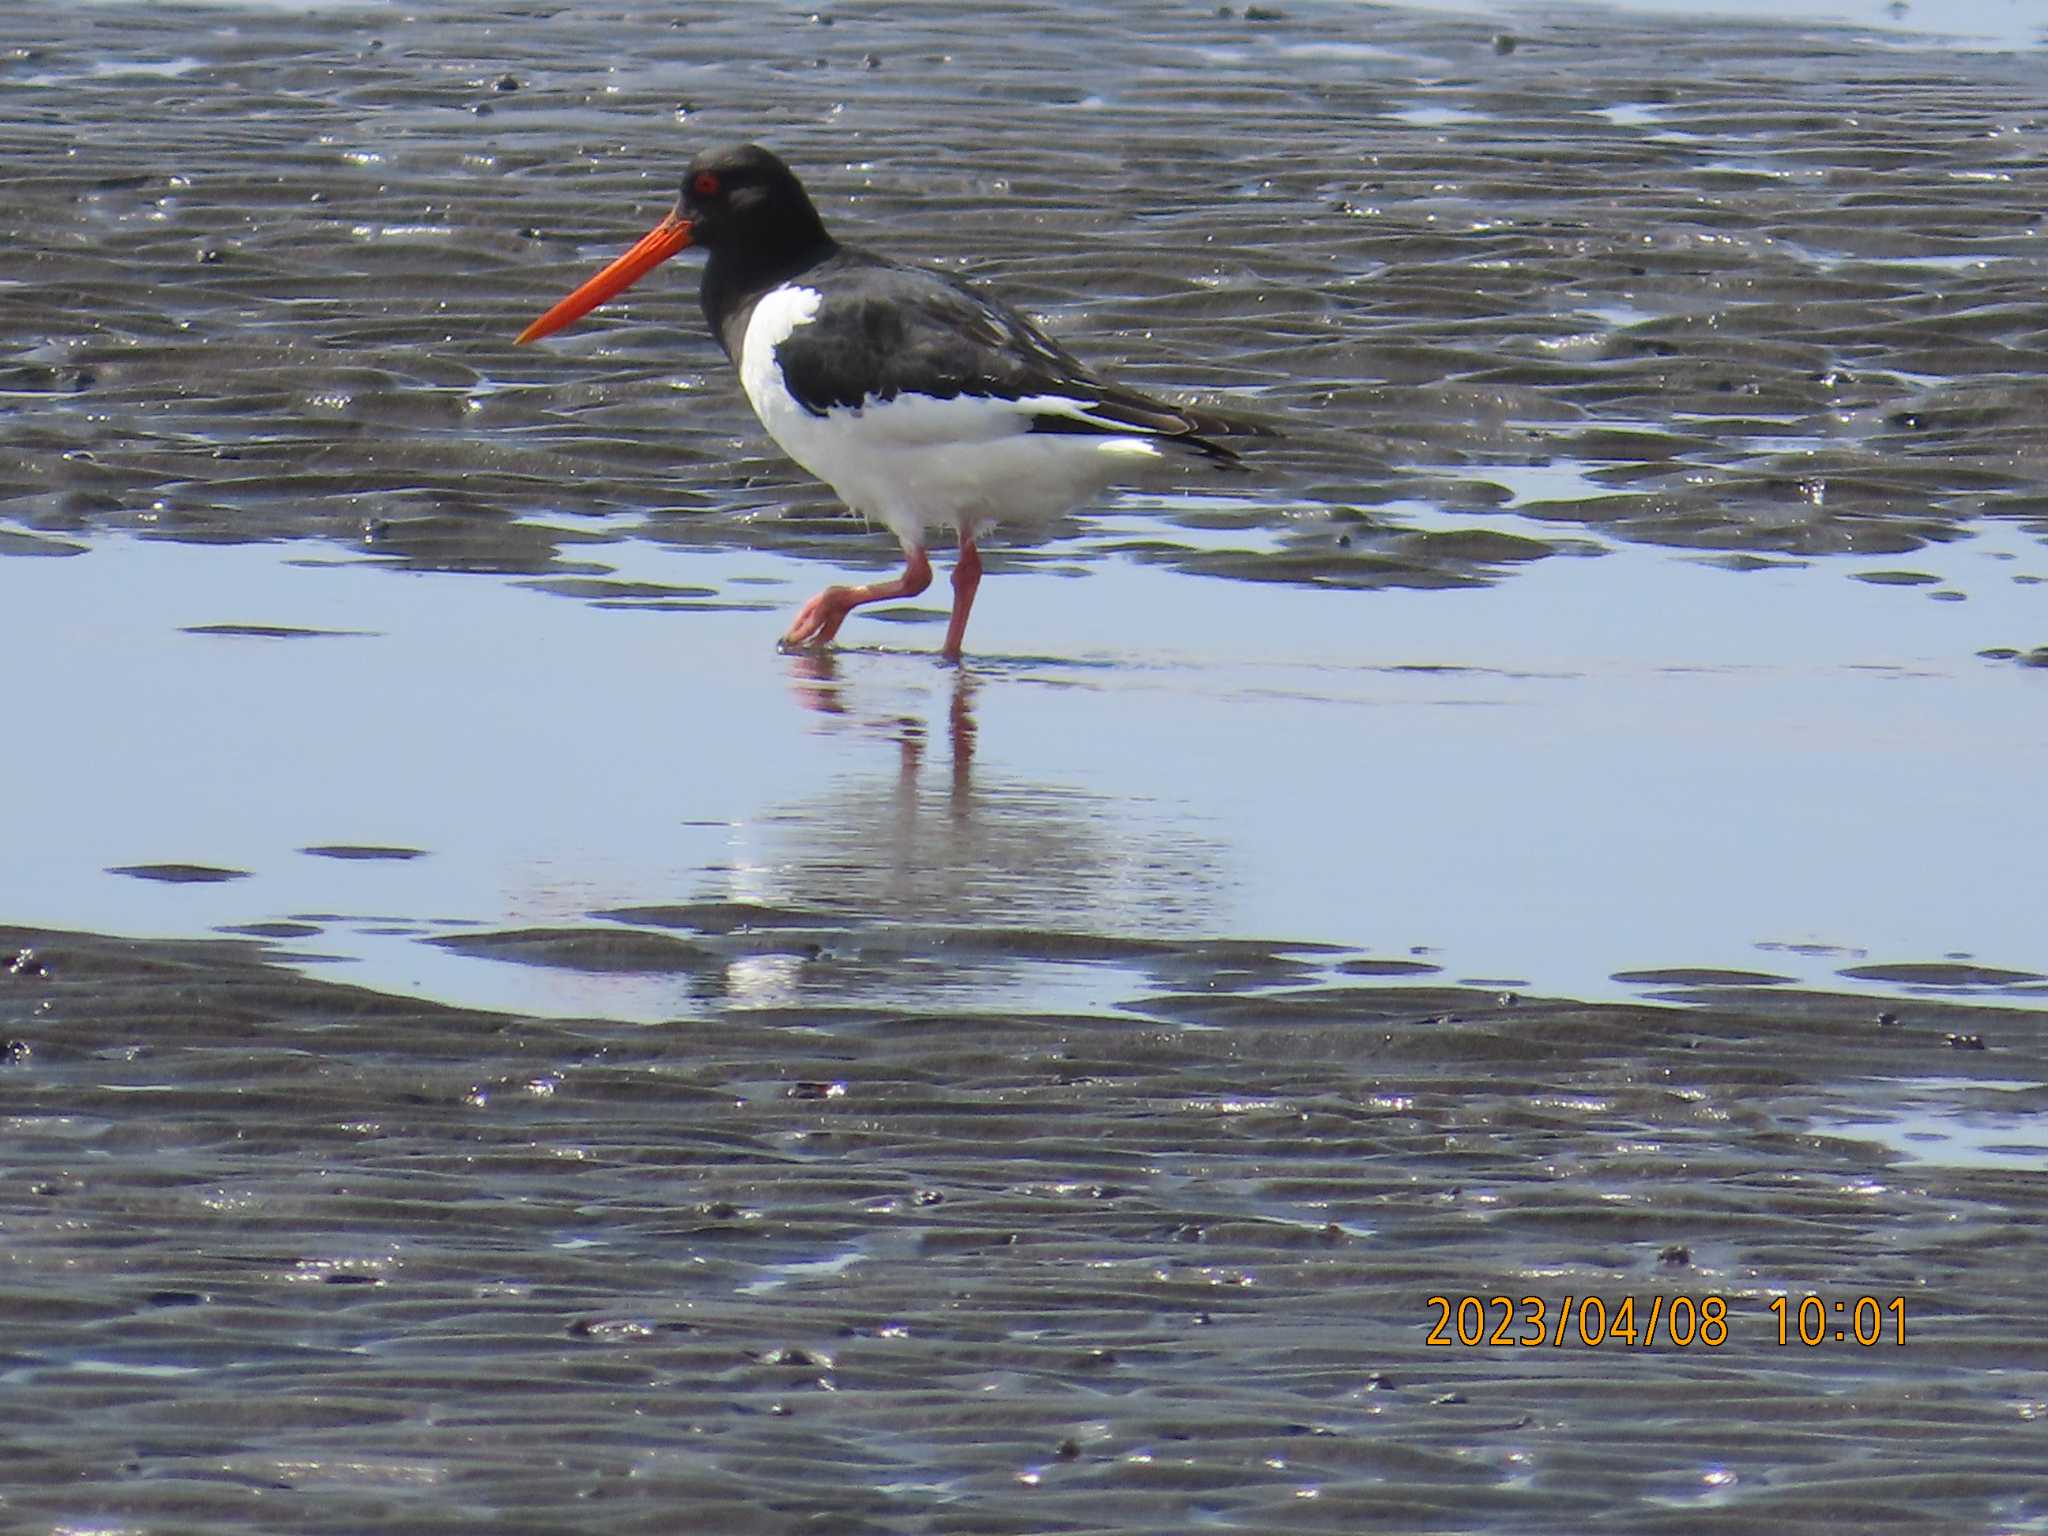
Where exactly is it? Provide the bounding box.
[2,0,2045,1528]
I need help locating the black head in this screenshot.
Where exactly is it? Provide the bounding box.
[679,144,832,263]
[515,143,834,347]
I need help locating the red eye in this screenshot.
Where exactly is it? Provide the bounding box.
[693,171,721,198]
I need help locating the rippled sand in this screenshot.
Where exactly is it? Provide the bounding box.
[6,925,2048,1532]
[9,1,2048,578]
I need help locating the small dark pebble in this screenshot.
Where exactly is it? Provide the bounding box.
[861,52,882,68]
[494,73,519,91]
[1243,3,1285,17]
[145,1290,205,1308]
[1493,32,1517,54]
[3,1040,31,1065]
[470,102,494,117]
[323,1272,380,1286]
[196,247,223,264]
[1054,1439,1081,1460]
[1659,1244,1692,1266]
[787,1079,846,1100]
[1945,1033,1987,1050]
[913,1189,944,1206]
[704,1200,741,1220]
[1365,1372,1395,1390]
[1877,1010,1899,1027]
[1434,1391,1467,1405]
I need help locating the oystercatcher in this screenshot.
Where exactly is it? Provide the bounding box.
[518,144,1273,660]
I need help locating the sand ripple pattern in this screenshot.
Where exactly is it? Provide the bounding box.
[6,925,2048,1533]
[5,1,2048,585]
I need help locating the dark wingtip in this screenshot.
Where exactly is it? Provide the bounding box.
[1168,403,1280,469]
[1025,388,1279,464]
[1181,406,1282,443]
[1107,385,1280,446]
[1181,432,1250,468]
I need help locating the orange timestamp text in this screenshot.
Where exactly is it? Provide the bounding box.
[1425,1293,1907,1348]
[1426,1293,1729,1348]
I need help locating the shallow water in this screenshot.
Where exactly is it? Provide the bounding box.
[3,0,2047,1530]
[5,522,2045,1019]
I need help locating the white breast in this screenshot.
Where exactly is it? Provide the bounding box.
[736,283,1161,551]
[737,284,827,462]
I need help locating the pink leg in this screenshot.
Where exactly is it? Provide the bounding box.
[780,545,933,651]
[940,531,983,662]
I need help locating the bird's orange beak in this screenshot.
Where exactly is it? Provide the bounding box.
[516,210,695,344]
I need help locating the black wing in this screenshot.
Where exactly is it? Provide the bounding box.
[764,249,1274,462]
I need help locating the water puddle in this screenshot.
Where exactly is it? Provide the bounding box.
[1814,1076,2048,1170]
[3,518,2041,1016]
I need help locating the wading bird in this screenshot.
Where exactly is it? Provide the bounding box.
[518,144,1272,660]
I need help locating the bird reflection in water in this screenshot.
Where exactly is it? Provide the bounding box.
[785,648,977,803]
[705,654,1226,1010]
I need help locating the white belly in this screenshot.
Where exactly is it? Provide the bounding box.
[737,285,1160,550]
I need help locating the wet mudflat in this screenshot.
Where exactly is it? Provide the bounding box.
[3,0,2047,1529]
[6,925,2048,1534]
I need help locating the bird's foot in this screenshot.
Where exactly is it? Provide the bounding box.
[777,550,934,652]
[778,586,857,651]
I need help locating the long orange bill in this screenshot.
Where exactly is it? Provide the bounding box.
[516,210,694,344]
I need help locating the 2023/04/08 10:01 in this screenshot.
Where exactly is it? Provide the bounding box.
[1424,1294,1907,1348]
[1771,1293,1907,1347]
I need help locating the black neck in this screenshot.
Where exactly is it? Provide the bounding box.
[701,235,837,355]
